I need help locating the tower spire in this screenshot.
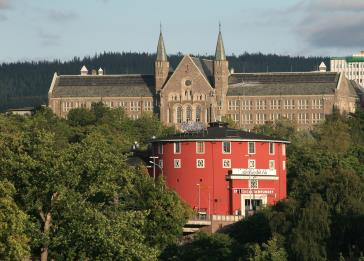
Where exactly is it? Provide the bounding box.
[156,24,167,61]
[215,23,226,61]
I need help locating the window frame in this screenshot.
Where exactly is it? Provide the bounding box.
[222,159,231,169]
[248,159,256,169]
[222,141,231,154]
[174,159,181,168]
[248,142,256,155]
[196,141,205,154]
[196,159,205,168]
[269,142,275,155]
[269,160,275,170]
[174,142,181,154]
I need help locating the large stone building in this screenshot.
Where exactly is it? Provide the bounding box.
[48,29,361,130]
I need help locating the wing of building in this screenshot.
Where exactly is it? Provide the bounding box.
[48,29,361,130]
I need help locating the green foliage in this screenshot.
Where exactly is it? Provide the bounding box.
[0,108,184,260]
[0,180,30,261]
[246,237,287,261]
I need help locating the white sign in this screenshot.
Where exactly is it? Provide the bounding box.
[234,188,275,194]
[232,168,276,176]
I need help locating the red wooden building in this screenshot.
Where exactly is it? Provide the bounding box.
[151,122,289,217]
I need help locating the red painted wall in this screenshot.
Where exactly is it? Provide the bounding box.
[153,140,286,215]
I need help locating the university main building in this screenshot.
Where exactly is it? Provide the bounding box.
[48,30,361,129]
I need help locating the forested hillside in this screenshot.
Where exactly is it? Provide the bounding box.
[0,52,329,111]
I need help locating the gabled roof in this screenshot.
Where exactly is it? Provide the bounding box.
[227,72,340,96]
[51,75,154,98]
[191,57,214,84]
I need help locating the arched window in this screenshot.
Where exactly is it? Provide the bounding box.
[186,105,192,122]
[196,106,201,122]
[176,106,182,123]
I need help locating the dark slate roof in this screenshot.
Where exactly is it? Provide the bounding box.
[52,75,154,98]
[227,72,340,96]
[191,57,214,84]
[152,122,288,143]
[350,80,364,96]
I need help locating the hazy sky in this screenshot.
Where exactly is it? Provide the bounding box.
[1,0,364,62]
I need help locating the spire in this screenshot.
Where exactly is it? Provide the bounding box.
[215,22,226,61]
[156,26,167,61]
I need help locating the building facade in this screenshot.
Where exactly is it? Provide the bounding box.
[151,122,289,217]
[331,51,364,87]
[48,30,361,129]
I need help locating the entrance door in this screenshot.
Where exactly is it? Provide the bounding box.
[241,194,267,217]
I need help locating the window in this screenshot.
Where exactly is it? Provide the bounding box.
[269,160,275,169]
[282,160,286,170]
[174,142,181,154]
[248,142,256,154]
[297,99,308,109]
[230,113,239,123]
[118,101,128,109]
[130,101,141,111]
[196,106,202,122]
[256,113,266,125]
[270,113,281,122]
[196,142,205,154]
[242,113,253,125]
[196,159,205,168]
[269,143,275,155]
[159,159,163,169]
[131,114,139,120]
[63,101,73,112]
[228,100,240,110]
[143,100,153,111]
[312,113,324,124]
[186,106,192,122]
[158,143,163,154]
[256,100,266,110]
[241,100,252,110]
[223,141,231,154]
[248,159,256,169]
[298,113,309,124]
[270,100,281,110]
[222,159,231,168]
[282,144,286,156]
[249,179,258,189]
[174,159,181,168]
[176,107,182,123]
[283,99,295,109]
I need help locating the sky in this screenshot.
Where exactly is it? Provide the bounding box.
[0,0,364,62]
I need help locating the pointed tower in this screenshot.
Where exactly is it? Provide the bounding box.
[155,27,169,93]
[214,23,229,118]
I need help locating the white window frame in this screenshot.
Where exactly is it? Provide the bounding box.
[159,159,163,169]
[283,160,286,170]
[222,159,231,168]
[174,159,181,168]
[249,179,259,189]
[196,141,205,154]
[222,141,231,154]
[174,142,181,154]
[269,143,275,155]
[196,159,205,168]
[248,159,256,169]
[248,142,256,155]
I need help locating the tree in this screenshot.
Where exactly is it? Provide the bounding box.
[246,237,287,261]
[0,180,30,261]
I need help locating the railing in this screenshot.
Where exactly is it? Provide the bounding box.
[189,209,244,222]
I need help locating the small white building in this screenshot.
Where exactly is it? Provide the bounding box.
[331,51,364,87]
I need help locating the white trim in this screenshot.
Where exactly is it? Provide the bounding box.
[152,139,290,144]
[48,72,58,98]
[196,159,205,168]
[174,159,181,168]
[222,159,231,168]
[174,142,181,154]
[269,142,275,155]
[196,141,205,154]
[248,141,256,155]
[222,141,231,154]
[227,175,279,180]
[241,194,267,217]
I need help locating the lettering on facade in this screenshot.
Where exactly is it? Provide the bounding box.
[233,188,275,194]
[232,168,276,176]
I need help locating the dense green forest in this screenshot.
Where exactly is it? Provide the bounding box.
[2,104,363,260]
[0,52,329,111]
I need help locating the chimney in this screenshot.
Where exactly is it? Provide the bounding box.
[80,65,88,76]
[319,62,327,72]
[98,67,104,75]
